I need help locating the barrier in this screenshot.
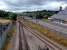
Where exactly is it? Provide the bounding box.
[0,23,12,50]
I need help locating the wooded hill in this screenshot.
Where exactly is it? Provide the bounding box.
[22,10,59,19]
[0,10,17,20]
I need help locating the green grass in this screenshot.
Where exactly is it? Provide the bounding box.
[42,19,49,22]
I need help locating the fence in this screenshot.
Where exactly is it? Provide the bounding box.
[0,23,12,50]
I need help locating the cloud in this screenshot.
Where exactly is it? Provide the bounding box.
[0,0,67,12]
[0,0,8,10]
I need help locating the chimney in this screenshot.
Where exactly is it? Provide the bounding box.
[59,6,62,11]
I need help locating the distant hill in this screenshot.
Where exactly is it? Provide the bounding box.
[21,10,59,19]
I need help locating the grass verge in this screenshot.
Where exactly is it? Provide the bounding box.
[42,19,49,22]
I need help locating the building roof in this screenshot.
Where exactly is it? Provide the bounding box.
[51,7,67,21]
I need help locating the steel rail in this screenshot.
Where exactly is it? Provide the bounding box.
[18,21,30,50]
[19,21,62,50]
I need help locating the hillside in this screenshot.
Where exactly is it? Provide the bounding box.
[0,10,17,20]
[22,10,59,19]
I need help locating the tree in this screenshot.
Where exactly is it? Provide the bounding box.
[0,10,17,20]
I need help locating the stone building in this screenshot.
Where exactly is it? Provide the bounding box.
[49,7,67,24]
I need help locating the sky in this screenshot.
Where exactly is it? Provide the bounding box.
[0,0,67,12]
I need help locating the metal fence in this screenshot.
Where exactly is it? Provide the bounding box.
[0,23,12,50]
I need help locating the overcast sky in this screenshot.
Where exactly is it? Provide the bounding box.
[0,0,67,12]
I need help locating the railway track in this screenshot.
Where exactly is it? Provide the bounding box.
[18,21,23,50]
[17,16,67,50]
[17,21,29,50]
[19,20,64,50]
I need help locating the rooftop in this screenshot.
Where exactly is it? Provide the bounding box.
[51,7,67,21]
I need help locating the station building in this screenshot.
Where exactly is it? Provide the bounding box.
[49,7,67,24]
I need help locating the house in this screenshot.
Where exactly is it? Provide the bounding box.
[49,7,67,24]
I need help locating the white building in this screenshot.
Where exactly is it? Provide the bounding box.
[50,7,67,24]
